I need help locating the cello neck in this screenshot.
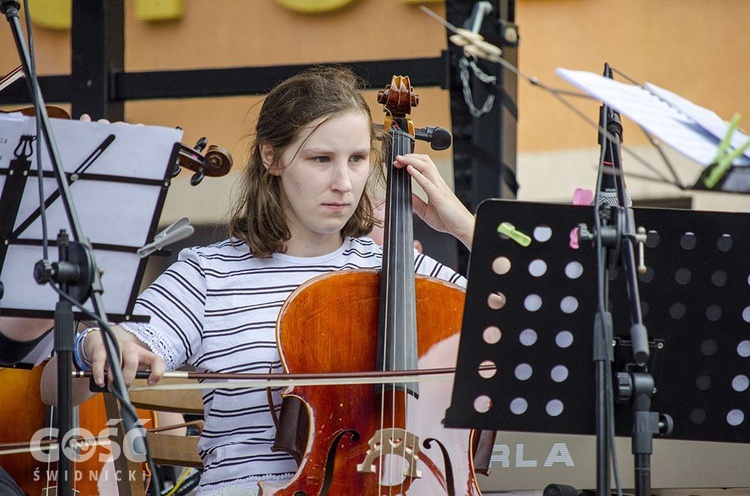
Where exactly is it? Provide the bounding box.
[378,122,419,396]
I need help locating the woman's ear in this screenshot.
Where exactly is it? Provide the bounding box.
[259,144,279,175]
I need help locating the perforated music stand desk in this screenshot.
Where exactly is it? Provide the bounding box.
[0,114,183,321]
[446,199,750,445]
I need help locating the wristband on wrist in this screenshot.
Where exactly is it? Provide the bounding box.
[73,327,99,372]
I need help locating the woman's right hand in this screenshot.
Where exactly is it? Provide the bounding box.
[84,326,165,389]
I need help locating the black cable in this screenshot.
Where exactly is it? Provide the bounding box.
[22,0,49,262]
[594,112,624,496]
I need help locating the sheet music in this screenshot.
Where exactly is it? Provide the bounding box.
[555,68,750,167]
[0,115,183,318]
[645,82,750,153]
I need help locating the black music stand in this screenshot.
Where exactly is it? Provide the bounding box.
[0,114,182,320]
[0,112,182,492]
[445,199,750,486]
[0,3,184,493]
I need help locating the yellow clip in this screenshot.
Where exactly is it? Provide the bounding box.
[703,113,750,189]
[497,222,531,247]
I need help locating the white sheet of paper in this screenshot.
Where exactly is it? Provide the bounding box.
[555,68,750,167]
[644,82,750,155]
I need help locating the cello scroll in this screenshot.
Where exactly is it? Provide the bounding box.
[378,75,419,127]
[377,76,452,151]
[174,137,233,186]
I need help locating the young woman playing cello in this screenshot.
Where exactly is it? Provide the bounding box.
[58,65,476,495]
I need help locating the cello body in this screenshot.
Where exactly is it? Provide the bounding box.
[262,271,481,496]
[0,366,107,496]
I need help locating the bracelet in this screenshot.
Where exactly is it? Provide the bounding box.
[73,327,99,372]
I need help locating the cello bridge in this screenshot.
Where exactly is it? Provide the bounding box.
[356,428,422,479]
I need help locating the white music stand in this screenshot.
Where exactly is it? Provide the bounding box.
[555,68,750,193]
[0,114,183,320]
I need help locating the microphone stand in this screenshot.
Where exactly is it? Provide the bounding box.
[0,2,150,494]
[602,112,656,496]
[586,63,669,496]
[441,20,673,493]
[591,88,620,496]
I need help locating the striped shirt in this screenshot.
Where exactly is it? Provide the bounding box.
[121,236,465,494]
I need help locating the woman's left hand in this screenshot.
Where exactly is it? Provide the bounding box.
[393,154,475,250]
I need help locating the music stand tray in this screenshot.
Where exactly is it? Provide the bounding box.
[0,114,183,321]
[446,199,750,444]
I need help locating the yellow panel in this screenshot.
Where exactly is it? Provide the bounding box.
[135,0,184,21]
[27,0,71,30]
[275,0,359,14]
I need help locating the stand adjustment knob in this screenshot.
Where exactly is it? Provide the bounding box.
[33,260,53,284]
[636,226,648,274]
[576,223,593,243]
[615,371,632,402]
[658,413,674,436]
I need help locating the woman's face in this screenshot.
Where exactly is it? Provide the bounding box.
[269,110,372,255]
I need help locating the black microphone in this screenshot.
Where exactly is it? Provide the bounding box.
[415,126,452,151]
[597,105,621,207]
[597,65,631,207]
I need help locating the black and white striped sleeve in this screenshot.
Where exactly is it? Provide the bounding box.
[414,252,467,287]
[121,247,207,371]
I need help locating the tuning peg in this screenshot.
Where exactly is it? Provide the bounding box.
[171,161,182,178]
[172,125,186,177]
[193,136,208,153]
[190,169,205,186]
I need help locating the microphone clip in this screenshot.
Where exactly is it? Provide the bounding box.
[137,217,194,258]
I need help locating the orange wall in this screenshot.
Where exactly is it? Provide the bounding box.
[516,0,750,152]
[1,0,747,171]
[0,1,453,164]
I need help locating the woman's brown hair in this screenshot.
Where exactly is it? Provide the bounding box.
[228,65,385,257]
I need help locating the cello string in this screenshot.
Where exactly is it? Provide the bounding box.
[393,124,406,493]
[392,124,406,494]
[45,406,53,492]
[391,124,400,493]
[402,125,413,494]
[395,126,407,494]
[379,109,395,493]
[395,121,418,494]
[390,126,399,493]
[386,120,412,494]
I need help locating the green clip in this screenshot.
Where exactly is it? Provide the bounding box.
[497,222,531,247]
[703,113,750,189]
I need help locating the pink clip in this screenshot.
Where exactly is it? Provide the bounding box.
[572,188,593,206]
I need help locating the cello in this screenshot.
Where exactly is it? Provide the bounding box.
[263,75,484,495]
[0,365,113,496]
